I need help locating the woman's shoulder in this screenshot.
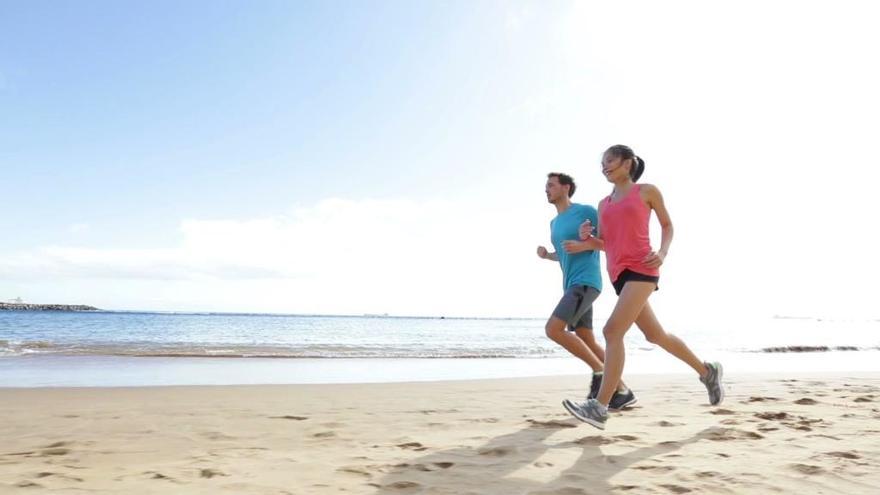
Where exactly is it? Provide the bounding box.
[637,183,661,196]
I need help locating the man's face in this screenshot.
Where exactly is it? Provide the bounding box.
[545,177,567,203]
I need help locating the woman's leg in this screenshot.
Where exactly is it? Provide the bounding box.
[634,302,708,376]
[596,282,655,405]
[574,327,629,393]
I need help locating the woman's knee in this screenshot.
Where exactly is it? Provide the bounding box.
[644,331,664,345]
[602,324,625,342]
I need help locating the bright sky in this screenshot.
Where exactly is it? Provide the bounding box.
[2,1,878,321]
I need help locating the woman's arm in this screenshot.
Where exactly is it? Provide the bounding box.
[641,184,673,268]
[578,203,605,251]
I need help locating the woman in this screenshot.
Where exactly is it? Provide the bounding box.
[562,145,724,430]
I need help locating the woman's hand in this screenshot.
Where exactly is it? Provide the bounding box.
[579,220,594,240]
[643,250,666,268]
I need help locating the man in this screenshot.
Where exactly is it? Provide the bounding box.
[537,172,636,409]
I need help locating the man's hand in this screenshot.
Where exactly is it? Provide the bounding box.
[562,240,590,254]
[537,246,549,259]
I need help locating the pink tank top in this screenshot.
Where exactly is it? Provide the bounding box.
[600,184,660,283]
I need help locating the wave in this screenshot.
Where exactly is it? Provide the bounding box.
[758,345,864,353]
[0,341,559,359]
[3,340,880,359]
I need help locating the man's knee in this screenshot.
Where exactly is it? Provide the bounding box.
[575,328,596,344]
[545,319,567,340]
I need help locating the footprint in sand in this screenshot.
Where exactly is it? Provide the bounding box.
[633,465,676,473]
[313,431,336,439]
[615,435,639,441]
[745,396,780,403]
[467,417,501,424]
[35,472,84,482]
[653,420,685,427]
[573,436,616,446]
[40,448,71,457]
[199,468,227,479]
[808,434,842,441]
[396,442,428,451]
[526,419,577,429]
[854,396,874,403]
[477,446,516,457]
[529,487,588,495]
[382,481,421,490]
[141,471,178,482]
[795,398,818,405]
[16,481,43,488]
[790,463,824,475]
[755,412,791,421]
[709,408,736,415]
[395,462,454,472]
[706,428,764,441]
[271,415,308,421]
[337,466,372,477]
[200,432,237,441]
[659,484,693,493]
[822,451,861,460]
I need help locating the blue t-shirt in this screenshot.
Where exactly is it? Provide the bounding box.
[550,203,602,291]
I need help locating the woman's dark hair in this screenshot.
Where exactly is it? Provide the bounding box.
[547,172,576,197]
[606,144,645,182]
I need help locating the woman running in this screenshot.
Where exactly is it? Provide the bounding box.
[562,144,724,430]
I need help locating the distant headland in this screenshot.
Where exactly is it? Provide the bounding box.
[0,302,100,312]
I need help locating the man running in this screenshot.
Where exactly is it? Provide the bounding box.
[538,172,636,410]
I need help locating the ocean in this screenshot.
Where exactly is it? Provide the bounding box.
[1,311,878,387]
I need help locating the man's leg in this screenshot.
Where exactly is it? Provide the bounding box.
[574,327,606,362]
[545,317,603,371]
[547,286,603,371]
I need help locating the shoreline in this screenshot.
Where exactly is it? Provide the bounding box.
[2,372,879,493]
[0,303,100,312]
[4,351,880,388]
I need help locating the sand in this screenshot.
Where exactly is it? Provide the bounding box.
[1,372,879,494]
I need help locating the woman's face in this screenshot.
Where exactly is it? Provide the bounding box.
[601,152,629,183]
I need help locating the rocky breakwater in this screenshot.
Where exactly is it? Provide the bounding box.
[0,303,100,311]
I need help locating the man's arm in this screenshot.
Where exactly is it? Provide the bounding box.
[537,246,559,261]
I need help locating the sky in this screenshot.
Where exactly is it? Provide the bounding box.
[1,0,879,321]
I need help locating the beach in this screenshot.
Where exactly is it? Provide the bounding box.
[2,372,879,494]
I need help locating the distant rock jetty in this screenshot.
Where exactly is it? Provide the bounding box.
[0,303,100,312]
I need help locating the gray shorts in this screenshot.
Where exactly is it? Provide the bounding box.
[552,285,600,331]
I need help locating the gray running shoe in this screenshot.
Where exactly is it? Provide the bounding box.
[608,389,638,411]
[700,361,725,405]
[562,398,608,430]
[588,373,602,399]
